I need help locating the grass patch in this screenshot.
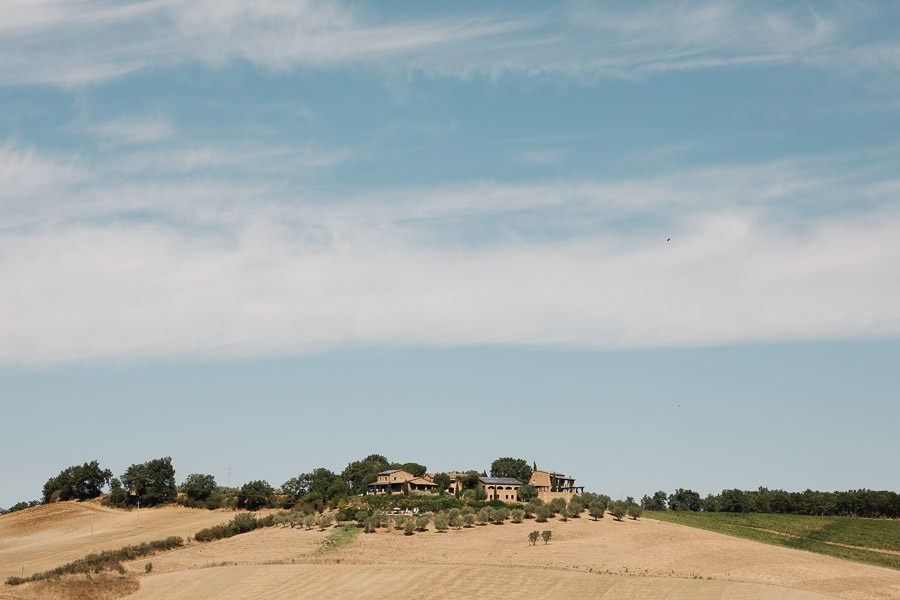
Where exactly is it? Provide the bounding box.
[647,511,900,570]
[316,524,360,555]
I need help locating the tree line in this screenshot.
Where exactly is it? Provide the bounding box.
[3,454,545,513]
[641,487,900,518]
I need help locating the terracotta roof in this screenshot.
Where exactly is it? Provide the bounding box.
[479,477,523,485]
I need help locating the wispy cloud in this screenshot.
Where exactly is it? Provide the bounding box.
[0,1,896,87]
[66,112,175,145]
[1,143,898,367]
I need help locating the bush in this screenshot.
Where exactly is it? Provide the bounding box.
[528,530,540,545]
[5,537,183,585]
[493,508,509,523]
[403,519,416,535]
[511,509,525,523]
[549,498,566,514]
[434,514,449,532]
[476,507,491,525]
[463,513,476,527]
[145,562,153,573]
[194,513,274,542]
[609,501,627,521]
[568,498,584,517]
[416,516,430,531]
[589,500,606,520]
[627,505,643,520]
[535,506,550,522]
[541,530,552,544]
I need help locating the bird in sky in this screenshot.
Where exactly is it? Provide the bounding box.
[666,237,671,243]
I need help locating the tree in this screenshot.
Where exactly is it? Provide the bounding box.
[668,488,702,512]
[181,474,216,502]
[403,519,416,535]
[528,530,540,545]
[609,501,627,521]
[433,473,451,493]
[517,484,538,503]
[589,500,606,520]
[238,480,274,511]
[396,462,427,478]
[627,505,643,520]
[719,489,750,513]
[490,458,532,484]
[42,461,112,503]
[121,457,177,506]
[548,497,566,514]
[434,514,449,532]
[541,530,552,544]
[641,491,667,511]
[341,455,389,495]
[535,506,550,522]
[568,498,584,517]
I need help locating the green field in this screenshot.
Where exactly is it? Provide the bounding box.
[646,511,900,570]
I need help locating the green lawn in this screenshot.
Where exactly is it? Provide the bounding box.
[646,511,900,570]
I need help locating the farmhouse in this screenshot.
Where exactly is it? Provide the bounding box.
[367,470,438,495]
[528,470,584,501]
[477,477,522,502]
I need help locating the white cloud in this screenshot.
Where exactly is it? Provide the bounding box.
[0,144,898,368]
[67,113,175,145]
[0,1,895,87]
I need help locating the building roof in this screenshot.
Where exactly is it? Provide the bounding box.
[407,477,437,486]
[479,477,523,485]
[377,469,401,475]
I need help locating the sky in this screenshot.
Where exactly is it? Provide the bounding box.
[1,0,899,509]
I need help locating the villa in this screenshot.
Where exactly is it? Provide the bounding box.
[528,470,584,501]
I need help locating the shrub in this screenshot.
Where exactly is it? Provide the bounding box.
[589,500,606,520]
[541,530,552,544]
[145,562,153,573]
[403,519,416,535]
[528,530,540,545]
[511,509,525,523]
[568,498,584,517]
[609,501,627,521]
[355,510,369,525]
[476,507,491,525]
[450,515,463,529]
[463,513,476,527]
[535,506,550,522]
[434,514,449,532]
[627,505,643,520]
[232,513,257,534]
[364,518,376,533]
[493,508,509,523]
[5,537,183,585]
[415,516,430,531]
[549,498,566,514]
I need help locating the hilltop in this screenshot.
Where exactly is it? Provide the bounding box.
[2,500,899,600]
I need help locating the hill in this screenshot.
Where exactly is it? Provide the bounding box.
[2,502,899,600]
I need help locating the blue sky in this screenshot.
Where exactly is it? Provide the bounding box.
[1,1,899,509]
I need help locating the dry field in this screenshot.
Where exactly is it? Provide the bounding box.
[3,502,899,600]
